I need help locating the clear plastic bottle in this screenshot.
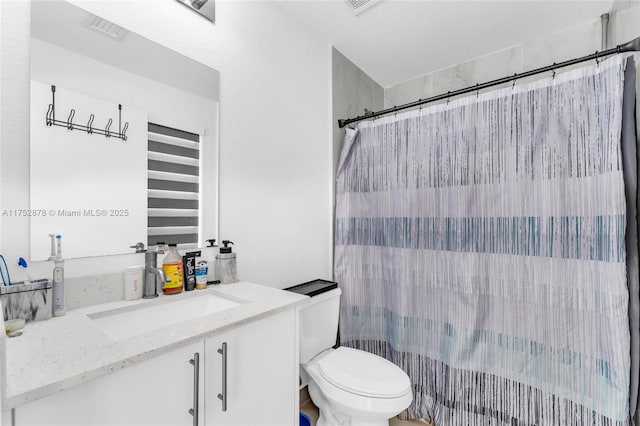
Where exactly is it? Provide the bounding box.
[162,244,184,294]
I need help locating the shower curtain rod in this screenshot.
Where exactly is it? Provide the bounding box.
[337,36,640,128]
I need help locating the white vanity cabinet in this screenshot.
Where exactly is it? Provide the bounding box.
[11,309,298,426]
[204,309,298,426]
[14,340,205,426]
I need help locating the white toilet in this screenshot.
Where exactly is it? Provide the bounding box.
[299,288,413,426]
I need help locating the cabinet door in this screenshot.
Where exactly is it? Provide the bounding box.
[16,341,205,426]
[205,309,298,426]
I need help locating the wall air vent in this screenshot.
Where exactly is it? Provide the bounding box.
[345,0,382,16]
[85,15,129,41]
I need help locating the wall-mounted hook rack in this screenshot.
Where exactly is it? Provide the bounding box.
[45,85,129,141]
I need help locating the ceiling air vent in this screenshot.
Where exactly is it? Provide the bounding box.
[345,0,382,16]
[85,15,129,41]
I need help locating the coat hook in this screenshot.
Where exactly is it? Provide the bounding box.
[66,109,75,130]
[46,104,54,126]
[87,114,95,134]
[105,118,113,138]
[43,82,127,141]
[121,122,129,141]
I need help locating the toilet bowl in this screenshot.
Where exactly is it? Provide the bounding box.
[286,281,413,426]
[304,346,412,426]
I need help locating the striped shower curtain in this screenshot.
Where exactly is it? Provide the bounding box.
[335,56,634,425]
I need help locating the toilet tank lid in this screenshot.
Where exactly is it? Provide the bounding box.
[317,347,411,398]
[284,279,337,297]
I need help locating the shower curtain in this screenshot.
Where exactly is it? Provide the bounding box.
[335,55,638,425]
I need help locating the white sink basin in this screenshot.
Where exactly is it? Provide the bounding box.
[90,294,240,341]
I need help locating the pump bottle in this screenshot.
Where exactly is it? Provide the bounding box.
[216,240,237,284]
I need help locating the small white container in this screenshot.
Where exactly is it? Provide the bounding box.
[124,265,144,300]
[201,242,217,283]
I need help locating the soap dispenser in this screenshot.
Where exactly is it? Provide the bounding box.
[202,239,218,283]
[216,240,237,284]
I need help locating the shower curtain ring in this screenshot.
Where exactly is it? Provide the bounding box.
[595,51,600,67]
[447,92,451,104]
[551,63,557,79]
[475,84,479,98]
[512,73,517,89]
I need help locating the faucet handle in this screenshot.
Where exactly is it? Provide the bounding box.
[130,242,146,253]
[154,242,166,254]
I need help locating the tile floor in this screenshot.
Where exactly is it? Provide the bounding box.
[299,387,432,426]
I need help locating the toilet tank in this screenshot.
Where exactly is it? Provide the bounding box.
[285,280,341,364]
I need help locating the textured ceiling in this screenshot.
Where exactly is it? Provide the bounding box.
[275,0,621,87]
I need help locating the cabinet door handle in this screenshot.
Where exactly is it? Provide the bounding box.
[217,342,227,412]
[188,352,200,426]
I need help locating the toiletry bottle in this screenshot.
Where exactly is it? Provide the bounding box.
[203,239,218,283]
[216,240,237,284]
[49,234,65,316]
[182,251,200,292]
[162,244,184,294]
[195,256,208,290]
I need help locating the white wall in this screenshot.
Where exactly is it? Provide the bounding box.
[385,7,639,114]
[0,0,333,289]
[384,17,602,106]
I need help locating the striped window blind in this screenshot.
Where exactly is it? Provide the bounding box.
[147,123,200,246]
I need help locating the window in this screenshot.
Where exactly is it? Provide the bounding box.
[147,122,200,246]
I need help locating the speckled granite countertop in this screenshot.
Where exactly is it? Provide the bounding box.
[3,281,307,409]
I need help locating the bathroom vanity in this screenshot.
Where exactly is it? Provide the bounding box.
[1,281,307,426]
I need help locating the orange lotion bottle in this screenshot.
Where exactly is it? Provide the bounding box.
[162,244,184,294]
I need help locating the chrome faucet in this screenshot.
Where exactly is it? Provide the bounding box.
[143,247,165,299]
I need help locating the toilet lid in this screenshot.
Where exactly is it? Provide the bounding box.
[317,347,411,398]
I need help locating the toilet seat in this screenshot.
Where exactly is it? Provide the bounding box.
[304,348,413,420]
[317,347,411,399]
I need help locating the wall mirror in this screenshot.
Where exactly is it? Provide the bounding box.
[29,0,220,261]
